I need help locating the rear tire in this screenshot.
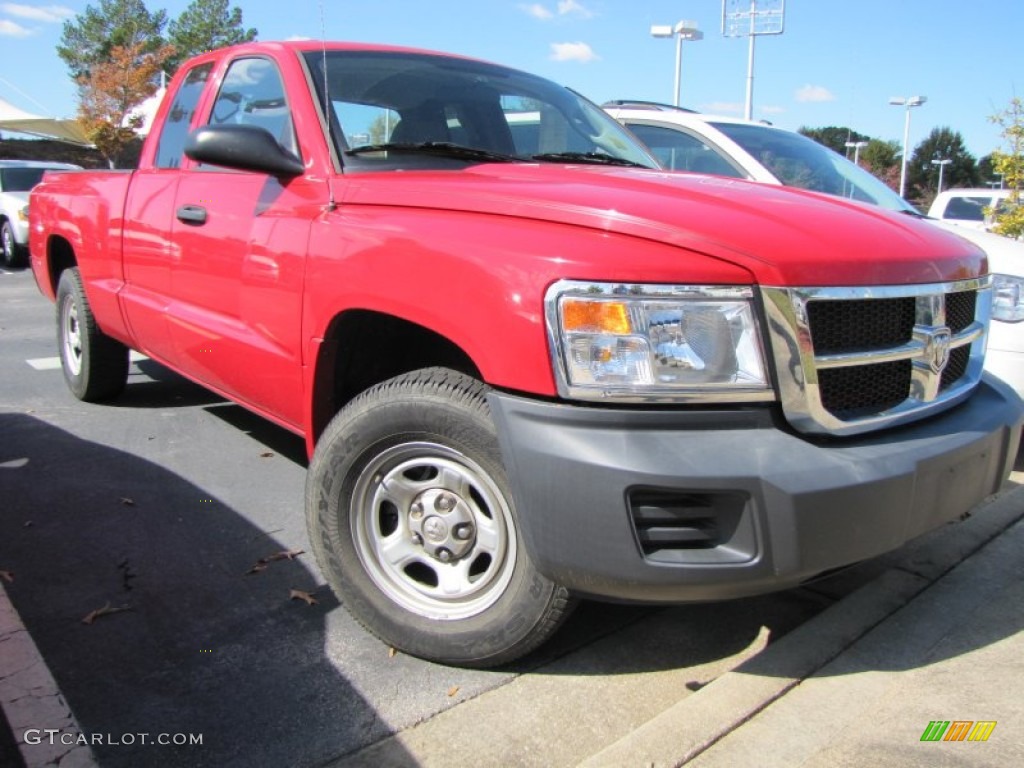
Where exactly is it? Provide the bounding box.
[306,367,572,667]
[56,267,129,401]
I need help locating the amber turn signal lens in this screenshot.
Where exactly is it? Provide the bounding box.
[562,299,631,334]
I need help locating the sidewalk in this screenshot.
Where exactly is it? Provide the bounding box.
[583,482,1024,767]
[0,582,96,768]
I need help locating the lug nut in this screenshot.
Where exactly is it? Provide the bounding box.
[454,524,473,540]
[435,494,454,512]
[410,501,424,519]
[411,533,423,546]
[437,548,452,562]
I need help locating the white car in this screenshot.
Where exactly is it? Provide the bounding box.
[928,187,1015,232]
[604,101,1024,396]
[0,160,80,268]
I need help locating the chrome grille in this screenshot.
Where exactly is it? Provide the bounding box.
[762,278,992,436]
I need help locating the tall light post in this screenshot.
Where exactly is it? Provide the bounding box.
[722,0,786,120]
[650,21,703,107]
[931,157,951,193]
[889,95,927,198]
[845,140,868,165]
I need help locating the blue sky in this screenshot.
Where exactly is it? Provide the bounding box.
[1,1,1020,160]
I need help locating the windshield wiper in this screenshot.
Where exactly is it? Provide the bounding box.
[531,151,649,168]
[345,142,521,164]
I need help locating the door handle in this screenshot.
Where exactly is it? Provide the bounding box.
[176,205,207,225]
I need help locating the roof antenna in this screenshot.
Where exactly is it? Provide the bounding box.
[320,0,337,211]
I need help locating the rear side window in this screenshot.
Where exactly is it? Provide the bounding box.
[154,63,213,169]
[942,196,990,221]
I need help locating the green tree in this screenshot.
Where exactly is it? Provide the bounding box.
[58,0,168,81]
[860,139,901,190]
[977,153,998,185]
[906,127,978,208]
[798,125,870,156]
[988,97,1024,238]
[166,0,257,73]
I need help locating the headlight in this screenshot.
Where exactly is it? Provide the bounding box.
[992,274,1024,323]
[544,280,773,402]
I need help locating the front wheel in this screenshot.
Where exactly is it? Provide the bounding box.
[1,220,25,269]
[306,368,572,667]
[56,268,129,401]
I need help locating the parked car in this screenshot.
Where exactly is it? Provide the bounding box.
[604,101,1024,396]
[928,187,1015,232]
[0,160,80,268]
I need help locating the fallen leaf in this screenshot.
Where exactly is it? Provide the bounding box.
[119,497,135,507]
[447,686,460,697]
[0,570,13,583]
[388,647,397,658]
[264,549,304,562]
[246,549,304,575]
[81,602,133,625]
[260,452,275,458]
[289,589,318,606]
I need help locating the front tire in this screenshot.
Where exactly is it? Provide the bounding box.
[1,220,25,269]
[56,268,129,401]
[306,368,572,667]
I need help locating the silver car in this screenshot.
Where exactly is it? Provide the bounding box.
[1,160,80,268]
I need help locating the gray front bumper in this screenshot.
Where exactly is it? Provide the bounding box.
[489,375,1023,603]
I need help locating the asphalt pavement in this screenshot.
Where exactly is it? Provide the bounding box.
[3,262,1023,767]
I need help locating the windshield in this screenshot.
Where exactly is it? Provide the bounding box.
[304,50,657,171]
[710,122,918,214]
[0,167,48,192]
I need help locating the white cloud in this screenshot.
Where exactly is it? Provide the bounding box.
[0,18,32,36]
[521,3,553,19]
[557,0,593,17]
[700,101,744,115]
[549,41,598,62]
[523,1,593,20]
[1,3,73,23]
[795,85,836,103]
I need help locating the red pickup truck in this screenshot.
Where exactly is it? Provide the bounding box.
[30,41,1023,667]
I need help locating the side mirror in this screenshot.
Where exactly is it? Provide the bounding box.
[184,124,304,177]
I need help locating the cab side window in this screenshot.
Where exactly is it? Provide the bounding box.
[154,63,213,169]
[208,57,299,158]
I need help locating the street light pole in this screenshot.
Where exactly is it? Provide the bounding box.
[889,95,927,199]
[845,140,869,165]
[651,22,703,107]
[931,158,951,193]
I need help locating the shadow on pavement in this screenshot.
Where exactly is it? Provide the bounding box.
[0,413,411,768]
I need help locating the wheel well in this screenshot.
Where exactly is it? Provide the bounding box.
[311,310,481,443]
[46,237,77,294]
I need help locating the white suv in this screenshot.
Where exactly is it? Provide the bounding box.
[928,188,1015,232]
[604,101,1024,397]
[0,160,80,268]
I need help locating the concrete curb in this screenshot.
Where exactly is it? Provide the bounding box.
[0,583,97,768]
[580,482,1024,767]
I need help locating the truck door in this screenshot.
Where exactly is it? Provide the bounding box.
[166,55,319,429]
[121,62,214,362]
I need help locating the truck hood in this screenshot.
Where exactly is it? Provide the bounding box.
[337,165,985,286]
